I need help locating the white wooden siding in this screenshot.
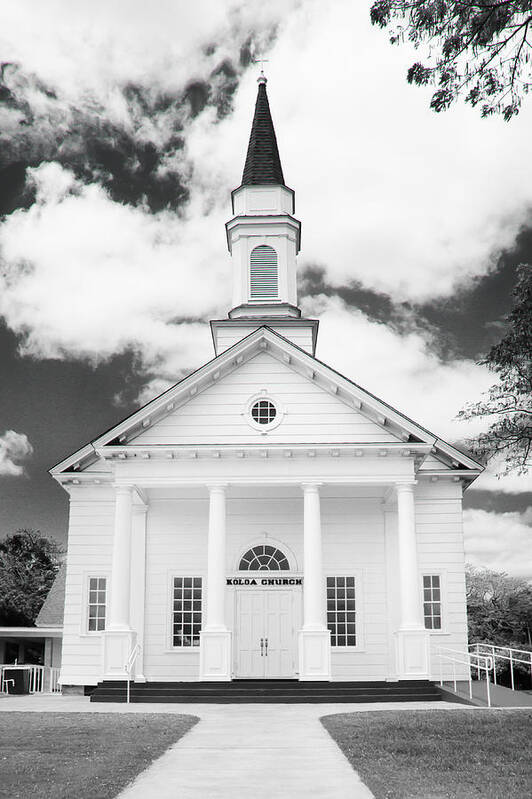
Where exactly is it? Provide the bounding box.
[60,489,114,685]
[134,352,399,445]
[215,326,314,355]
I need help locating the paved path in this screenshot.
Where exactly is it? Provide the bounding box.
[116,703,374,799]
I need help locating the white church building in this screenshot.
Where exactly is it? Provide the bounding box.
[51,75,482,697]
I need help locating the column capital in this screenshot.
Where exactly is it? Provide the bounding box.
[206,482,228,494]
[395,481,417,495]
[113,483,134,496]
[301,482,322,494]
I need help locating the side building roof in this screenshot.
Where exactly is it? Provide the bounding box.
[35,564,65,628]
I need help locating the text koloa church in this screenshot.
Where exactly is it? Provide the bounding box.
[51,74,482,698]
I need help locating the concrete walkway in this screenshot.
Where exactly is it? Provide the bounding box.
[117,703,374,799]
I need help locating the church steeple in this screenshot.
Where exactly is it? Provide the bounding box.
[241,76,285,187]
[210,75,318,357]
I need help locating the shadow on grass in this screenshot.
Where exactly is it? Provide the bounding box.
[0,712,198,799]
[321,708,532,799]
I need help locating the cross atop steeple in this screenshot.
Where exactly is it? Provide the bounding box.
[253,55,269,77]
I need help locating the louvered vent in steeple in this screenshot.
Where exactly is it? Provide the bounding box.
[249,245,278,299]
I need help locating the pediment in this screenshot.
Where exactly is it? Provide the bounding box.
[50,326,482,479]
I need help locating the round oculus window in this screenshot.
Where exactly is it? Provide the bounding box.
[251,399,276,425]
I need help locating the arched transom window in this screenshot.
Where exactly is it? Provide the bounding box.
[249,245,278,299]
[239,545,290,571]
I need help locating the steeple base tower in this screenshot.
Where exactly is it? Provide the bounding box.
[210,313,318,356]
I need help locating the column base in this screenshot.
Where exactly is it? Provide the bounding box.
[298,629,331,681]
[394,628,430,679]
[102,629,136,680]
[199,630,232,681]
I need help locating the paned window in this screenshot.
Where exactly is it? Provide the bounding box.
[87,577,106,632]
[173,577,202,647]
[251,399,277,425]
[239,545,290,571]
[249,245,278,299]
[423,575,442,630]
[327,576,356,647]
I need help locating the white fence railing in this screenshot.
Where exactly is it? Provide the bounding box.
[436,646,493,707]
[0,664,61,694]
[125,643,142,704]
[469,643,532,691]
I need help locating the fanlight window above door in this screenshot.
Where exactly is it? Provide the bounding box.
[249,245,278,299]
[239,545,290,571]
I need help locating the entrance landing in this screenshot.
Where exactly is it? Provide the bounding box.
[116,703,375,798]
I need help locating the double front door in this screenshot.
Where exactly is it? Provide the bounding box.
[235,589,296,678]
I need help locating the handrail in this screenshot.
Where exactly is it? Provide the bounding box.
[436,646,493,707]
[124,643,141,704]
[469,642,532,691]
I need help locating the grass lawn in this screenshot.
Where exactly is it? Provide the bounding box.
[321,709,532,799]
[0,712,198,799]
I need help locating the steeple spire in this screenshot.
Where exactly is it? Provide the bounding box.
[241,76,285,186]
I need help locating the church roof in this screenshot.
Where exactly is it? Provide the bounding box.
[49,325,483,481]
[241,78,285,186]
[35,564,65,628]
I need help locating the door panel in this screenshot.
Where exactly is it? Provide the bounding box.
[236,591,265,678]
[264,591,294,678]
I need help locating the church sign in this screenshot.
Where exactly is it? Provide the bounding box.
[226,577,302,586]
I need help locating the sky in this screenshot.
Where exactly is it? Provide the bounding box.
[0,0,530,578]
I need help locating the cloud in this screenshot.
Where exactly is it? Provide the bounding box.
[184,2,532,301]
[0,162,222,371]
[464,508,532,579]
[0,430,33,477]
[470,459,532,494]
[303,294,493,442]
[1,0,532,418]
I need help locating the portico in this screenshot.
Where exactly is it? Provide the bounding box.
[95,439,432,684]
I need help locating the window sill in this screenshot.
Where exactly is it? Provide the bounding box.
[428,631,451,636]
[163,648,201,654]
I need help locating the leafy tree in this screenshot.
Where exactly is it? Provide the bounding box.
[370,1,532,119]
[0,529,63,626]
[466,565,532,645]
[458,265,532,473]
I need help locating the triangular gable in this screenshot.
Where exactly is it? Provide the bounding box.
[50,326,482,477]
[132,349,402,446]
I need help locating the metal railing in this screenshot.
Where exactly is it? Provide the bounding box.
[436,646,493,707]
[469,643,532,691]
[124,643,142,704]
[0,664,61,694]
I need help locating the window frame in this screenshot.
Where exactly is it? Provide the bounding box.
[168,573,204,650]
[244,392,284,433]
[421,572,447,634]
[238,544,291,572]
[248,243,279,301]
[82,573,108,636]
[325,572,365,651]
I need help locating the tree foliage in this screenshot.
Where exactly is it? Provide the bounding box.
[466,565,532,647]
[0,529,63,626]
[458,264,532,473]
[370,1,532,119]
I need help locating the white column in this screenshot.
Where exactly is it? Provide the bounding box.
[103,485,136,679]
[298,483,331,680]
[394,482,429,678]
[396,483,423,630]
[205,485,228,631]
[200,484,232,680]
[108,485,133,630]
[302,483,326,630]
